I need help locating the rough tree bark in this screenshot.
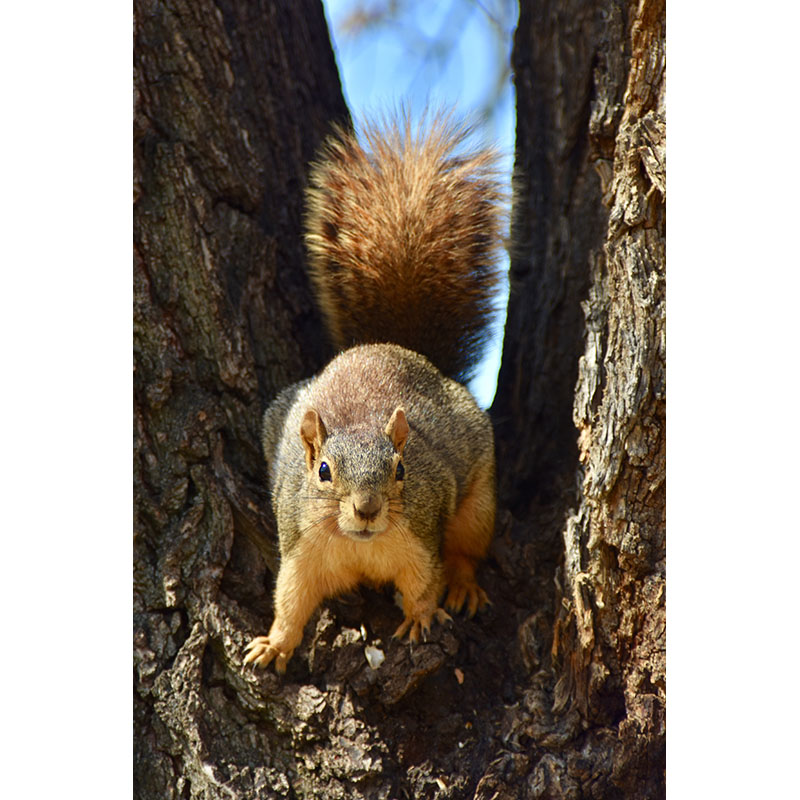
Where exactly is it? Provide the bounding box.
[133,0,665,797]
[557,0,666,790]
[491,0,666,796]
[133,0,348,794]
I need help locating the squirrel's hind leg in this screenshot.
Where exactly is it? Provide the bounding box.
[392,561,448,643]
[442,458,496,617]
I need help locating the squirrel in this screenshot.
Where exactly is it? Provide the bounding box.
[244,112,505,672]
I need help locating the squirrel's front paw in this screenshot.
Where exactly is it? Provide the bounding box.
[392,607,451,643]
[243,628,298,673]
[243,636,291,672]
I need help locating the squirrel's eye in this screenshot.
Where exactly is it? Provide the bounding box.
[319,462,332,482]
[395,460,405,481]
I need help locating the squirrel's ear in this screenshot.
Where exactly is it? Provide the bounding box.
[300,408,327,471]
[385,407,408,455]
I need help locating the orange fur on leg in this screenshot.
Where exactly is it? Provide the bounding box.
[442,458,495,616]
[244,542,358,672]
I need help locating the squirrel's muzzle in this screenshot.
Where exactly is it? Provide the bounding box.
[352,492,382,523]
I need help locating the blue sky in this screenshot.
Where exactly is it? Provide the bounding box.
[320,0,517,406]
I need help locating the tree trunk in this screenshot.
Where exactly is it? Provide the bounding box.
[133,0,665,797]
[134,0,348,795]
[490,0,666,796]
[559,0,666,787]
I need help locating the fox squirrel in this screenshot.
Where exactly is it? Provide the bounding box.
[244,112,505,672]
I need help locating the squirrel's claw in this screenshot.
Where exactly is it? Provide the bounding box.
[243,636,290,673]
[445,582,489,618]
[392,616,415,641]
[392,606,452,643]
[434,607,453,626]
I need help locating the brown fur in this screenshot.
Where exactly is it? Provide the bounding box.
[304,111,506,382]
[245,112,504,673]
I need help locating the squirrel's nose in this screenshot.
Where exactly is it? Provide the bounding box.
[353,493,382,522]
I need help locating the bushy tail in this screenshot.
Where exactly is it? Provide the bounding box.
[304,110,506,382]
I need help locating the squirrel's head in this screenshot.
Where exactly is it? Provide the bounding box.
[299,406,408,542]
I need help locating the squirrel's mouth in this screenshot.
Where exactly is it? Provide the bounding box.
[337,525,382,542]
[337,503,389,540]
